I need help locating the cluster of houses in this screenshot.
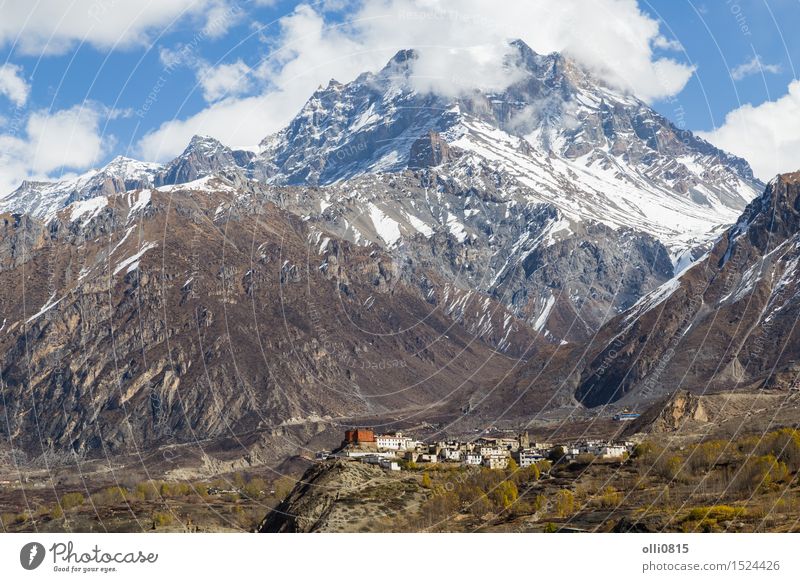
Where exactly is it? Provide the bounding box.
[317,429,636,472]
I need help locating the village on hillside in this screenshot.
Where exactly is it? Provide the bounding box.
[316,427,638,472]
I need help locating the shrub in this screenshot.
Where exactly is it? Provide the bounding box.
[736,435,761,455]
[241,478,267,500]
[513,463,540,484]
[684,505,746,522]
[419,490,459,526]
[681,505,748,532]
[421,472,432,489]
[142,481,161,501]
[175,482,192,496]
[734,454,789,494]
[273,476,296,499]
[469,492,493,517]
[759,429,800,472]
[60,492,85,511]
[632,441,657,458]
[92,486,128,506]
[491,481,518,510]
[555,489,575,518]
[232,472,247,490]
[152,512,173,528]
[688,440,725,473]
[596,486,622,508]
[548,446,567,464]
[0,513,16,528]
[654,454,684,481]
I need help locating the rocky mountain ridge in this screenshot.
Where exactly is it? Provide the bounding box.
[517,172,800,410]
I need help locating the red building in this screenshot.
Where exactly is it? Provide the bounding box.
[343,428,375,444]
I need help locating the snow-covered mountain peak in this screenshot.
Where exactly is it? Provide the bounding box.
[0,156,161,219]
[249,42,761,259]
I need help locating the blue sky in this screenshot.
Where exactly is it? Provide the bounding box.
[1,0,799,196]
[645,1,798,125]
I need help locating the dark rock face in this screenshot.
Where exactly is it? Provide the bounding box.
[408,132,454,168]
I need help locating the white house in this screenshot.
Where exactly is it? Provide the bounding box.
[575,441,626,459]
[597,445,627,459]
[477,446,508,458]
[439,448,462,462]
[376,433,413,451]
[519,449,545,468]
[497,438,521,452]
[483,455,509,470]
[464,453,483,465]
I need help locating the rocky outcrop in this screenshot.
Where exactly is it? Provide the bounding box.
[259,460,386,532]
[626,390,708,434]
[259,459,423,533]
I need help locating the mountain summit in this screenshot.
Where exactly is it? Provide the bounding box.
[251,40,761,256]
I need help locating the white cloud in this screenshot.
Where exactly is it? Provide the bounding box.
[349,0,695,102]
[0,64,30,106]
[158,43,254,103]
[198,60,253,102]
[137,92,299,160]
[730,55,782,81]
[698,80,800,181]
[652,36,684,52]
[0,104,112,196]
[0,0,241,55]
[137,0,696,160]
